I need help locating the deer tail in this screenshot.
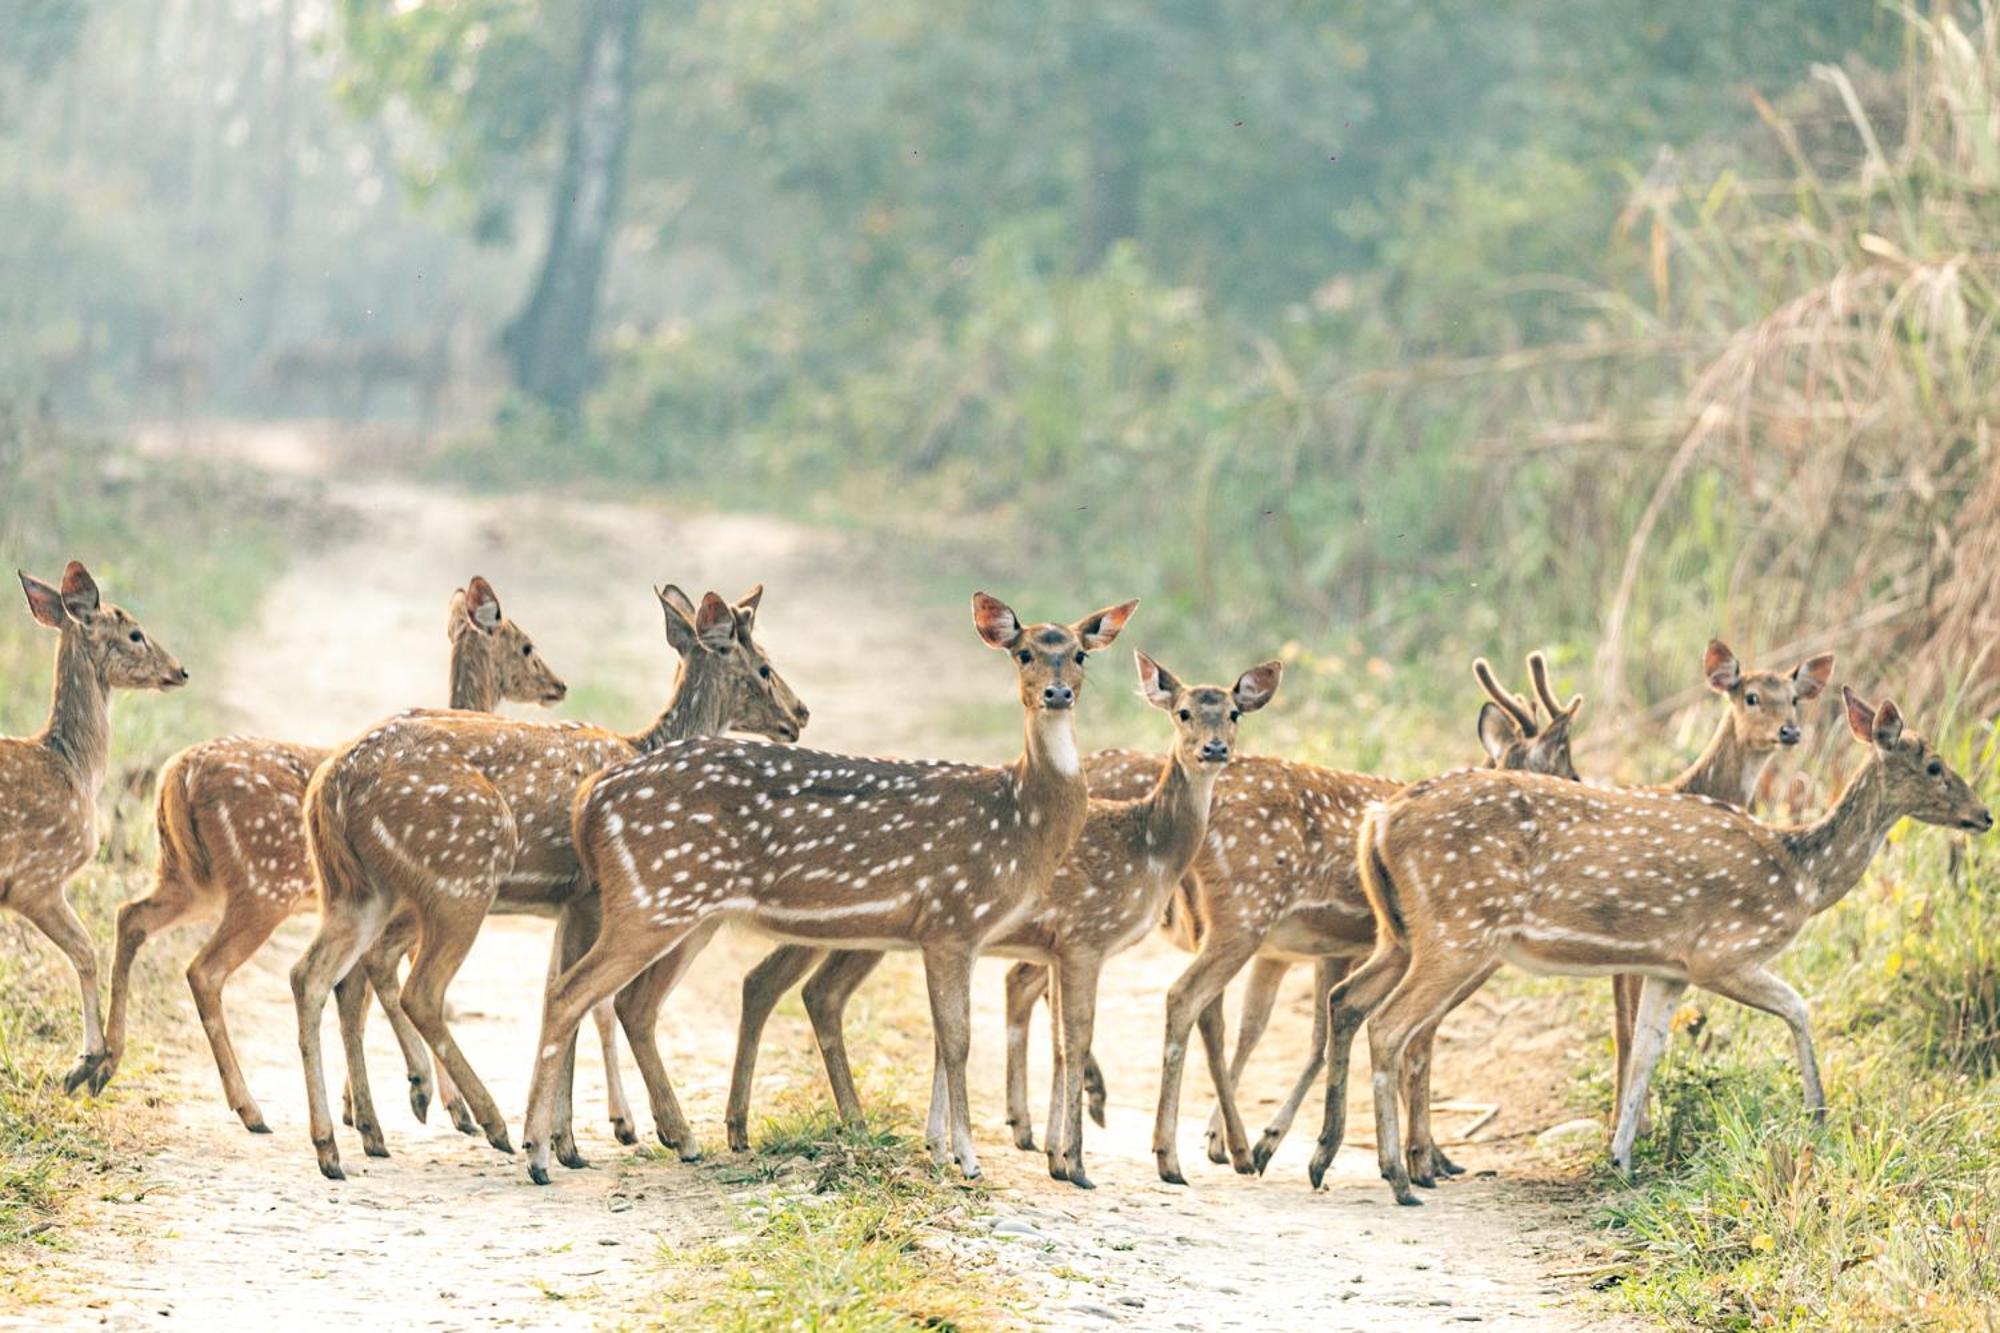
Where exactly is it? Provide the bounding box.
[304,762,371,913]
[154,747,211,889]
[1355,804,1407,943]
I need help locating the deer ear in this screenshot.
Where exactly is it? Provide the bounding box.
[656,586,698,656]
[972,593,1023,650]
[19,572,65,628]
[1074,599,1138,651]
[464,576,502,634]
[694,592,736,650]
[735,583,764,625]
[1842,686,1877,746]
[59,561,101,619]
[1704,639,1740,692]
[1872,698,1904,749]
[1793,653,1834,701]
[1477,702,1522,763]
[1135,651,1178,709]
[1232,661,1281,714]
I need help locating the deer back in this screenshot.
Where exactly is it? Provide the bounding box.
[159,737,328,906]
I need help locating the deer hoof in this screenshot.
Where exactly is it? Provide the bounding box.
[1307,1148,1333,1190]
[1013,1128,1038,1152]
[244,1117,272,1136]
[408,1076,431,1124]
[1394,1188,1423,1207]
[616,1119,640,1147]
[528,1162,552,1187]
[1066,1167,1095,1191]
[488,1129,516,1156]
[447,1100,478,1136]
[557,1144,589,1171]
[1155,1150,1186,1186]
[314,1139,345,1182]
[1251,1131,1282,1176]
[62,1052,104,1097]
[1204,1131,1229,1165]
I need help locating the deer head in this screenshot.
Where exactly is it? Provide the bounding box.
[1473,652,1580,778]
[973,593,1138,714]
[1841,688,1991,833]
[1706,640,1833,753]
[449,575,568,705]
[19,561,187,691]
[659,583,809,742]
[1136,652,1282,768]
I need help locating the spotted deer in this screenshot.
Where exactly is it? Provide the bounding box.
[521,593,1138,1185]
[716,654,1570,1179]
[4,563,187,1095]
[1309,640,1836,1191]
[721,652,1279,1186]
[1321,686,1989,1205]
[289,585,807,1180]
[101,578,578,1134]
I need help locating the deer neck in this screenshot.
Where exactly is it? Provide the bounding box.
[1669,713,1761,807]
[447,633,500,712]
[1014,707,1089,852]
[629,654,729,752]
[1137,753,1218,876]
[1781,757,1896,916]
[39,631,112,795]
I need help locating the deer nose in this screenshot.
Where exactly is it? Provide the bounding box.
[1042,683,1074,709]
[794,704,811,727]
[173,667,190,683]
[1778,724,1800,745]
[1200,740,1230,763]
[1970,808,1994,833]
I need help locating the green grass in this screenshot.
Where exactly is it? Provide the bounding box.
[0,426,307,1270]
[1597,727,2000,1329]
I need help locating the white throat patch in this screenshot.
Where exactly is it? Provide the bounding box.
[1037,714,1080,777]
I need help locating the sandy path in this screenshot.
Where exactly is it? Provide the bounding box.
[20,426,1639,1329]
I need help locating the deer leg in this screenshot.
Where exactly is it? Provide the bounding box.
[399,905,511,1158]
[353,911,448,1130]
[1309,941,1408,1188]
[16,885,113,1097]
[106,871,206,1088]
[546,904,596,1172]
[1195,990,1256,1174]
[290,894,388,1181]
[925,1039,949,1156]
[919,942,981,1179]
[611,920,723,1161]
[1043,963,1066,1173]
[1153,928,1262,1184]
[1608,975,1687,1175]
[594,1001,636,1146]
[185,894,289,1132]
[1049,951,1104,1189]
[1402,961,1499,1187]
[1365,949,1490,1206]
[1698,966,1823,1120]
[333,967,388,1158]
[1251,955,1352,1175]
[1083,1049,1107,1128]
[527,922,698,1185]
[1206,956,1288,1164]
[725,945,822,1151]
[1610,973,1649,1136]
[1004,960,1050,1150]
[802,949,885,1131]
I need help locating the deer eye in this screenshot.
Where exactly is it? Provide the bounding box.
[1927,760,1943,777]
[1745,691,1759,706]
[1229,710,1241,723]
[1017,650,1033,664]
[1177,709,1191,722]
[1074,651,1087,665]
[522,643,534,656]
[758,664,771,679]
[128,630,144,643]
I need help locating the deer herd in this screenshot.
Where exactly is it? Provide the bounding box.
[2,559,1990,1207]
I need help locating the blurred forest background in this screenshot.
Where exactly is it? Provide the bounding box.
[4,0,1997,749]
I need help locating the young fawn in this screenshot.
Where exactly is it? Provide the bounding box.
[5,563,187,1095]
[102,578,570,1133]
[721,652,1279,1187]
[1312,641,1836,1191]
[1326,686,1989,1205]
[290,585,806,1179]
[522,593,1137,1185]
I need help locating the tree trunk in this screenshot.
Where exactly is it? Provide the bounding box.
[502,0,646,412]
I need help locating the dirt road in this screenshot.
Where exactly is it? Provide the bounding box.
[19,427,1638,1329]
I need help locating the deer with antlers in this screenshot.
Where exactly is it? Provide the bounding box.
[1309,640,1835,1190]
[519,593,1138,1185]
[1321,686,1988,1205]
[289,584,807,1180]
[5,563,187,1095]
[721,651,1279,1186]
[101,578,580,1134]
